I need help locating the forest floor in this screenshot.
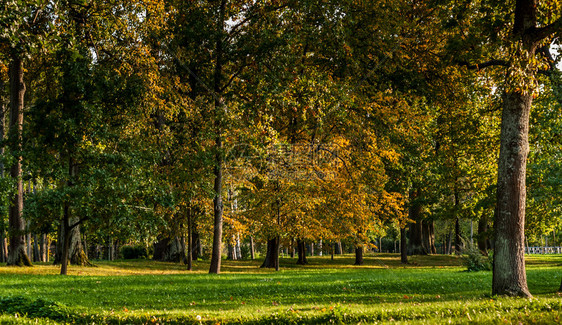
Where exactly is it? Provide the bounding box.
[1,253,562,324]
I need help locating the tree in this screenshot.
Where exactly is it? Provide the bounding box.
[490,1,561,297]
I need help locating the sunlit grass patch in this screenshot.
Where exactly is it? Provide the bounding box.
[1,253,561,324]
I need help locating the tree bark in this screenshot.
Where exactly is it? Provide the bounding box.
[478,214,489,255]
[192,225,201,261]
[400,226,408,264]
[7,54,31,267]
[60,203,71,275]
[187,208,193,270]
[260,237,279,269]
[354,245,364,265]
[249,236,255,260]
[40,233,49,262]
[209,0,227,275]
[153,237,185,262]
[296,239,308,265]
[408,189,426,255]
[335,241,342,255]
[69,221,90,265]
[0,232,7,263]
[492,90,533,297]
[454,217,462,255]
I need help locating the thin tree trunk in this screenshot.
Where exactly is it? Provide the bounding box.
[33,234,40,262]
[192,225,200,261]
[187,207,193,271]
[249,236,255,260]
[478,214,489,255]
[60,203,71,275]
[209,0,227,275]
[0,232,7,263]
[400,227,408,264]
[41,233,48,262]
[0,89,5,264]
[454,217,461,255]
[7,54,31,267]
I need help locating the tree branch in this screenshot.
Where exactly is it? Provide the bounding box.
[530,17,562,42]
[457,59,509,70]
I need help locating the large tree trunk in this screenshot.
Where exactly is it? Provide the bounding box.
[400,226,408,264]
[68,221,90,266]
[7,54,31,267]
[296,239,308,265]
[260,237,279,269]
[422,221,436,254]
[489,0,557,298]
[209,0,227,275]
[354,245,364,265]
[492,90,533,297]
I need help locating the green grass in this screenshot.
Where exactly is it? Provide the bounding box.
[1,253,562,324]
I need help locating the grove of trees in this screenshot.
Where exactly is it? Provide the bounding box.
[0,0,560,297]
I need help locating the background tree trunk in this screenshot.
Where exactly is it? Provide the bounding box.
[478,215,489,255]
[400,227,408,264]
[454,217,462,255]
[187,209,192,270]
[249,236,255,260]
[408,191,426,255]
[68,221,90,266]
[7,54,31,267]
[296,239,308,265]
[153,237,185,262]
[354,245,364,265]
[0,232,7,263]
[209,0,227,275]
[260,237,279,269]
[192,226,201,261]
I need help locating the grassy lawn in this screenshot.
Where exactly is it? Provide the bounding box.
[1,253,562,324]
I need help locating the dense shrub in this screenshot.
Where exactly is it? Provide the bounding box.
[464,245,492,272]
[120,245,149,259]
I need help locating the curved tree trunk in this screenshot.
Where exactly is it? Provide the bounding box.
[7,54,31,267]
